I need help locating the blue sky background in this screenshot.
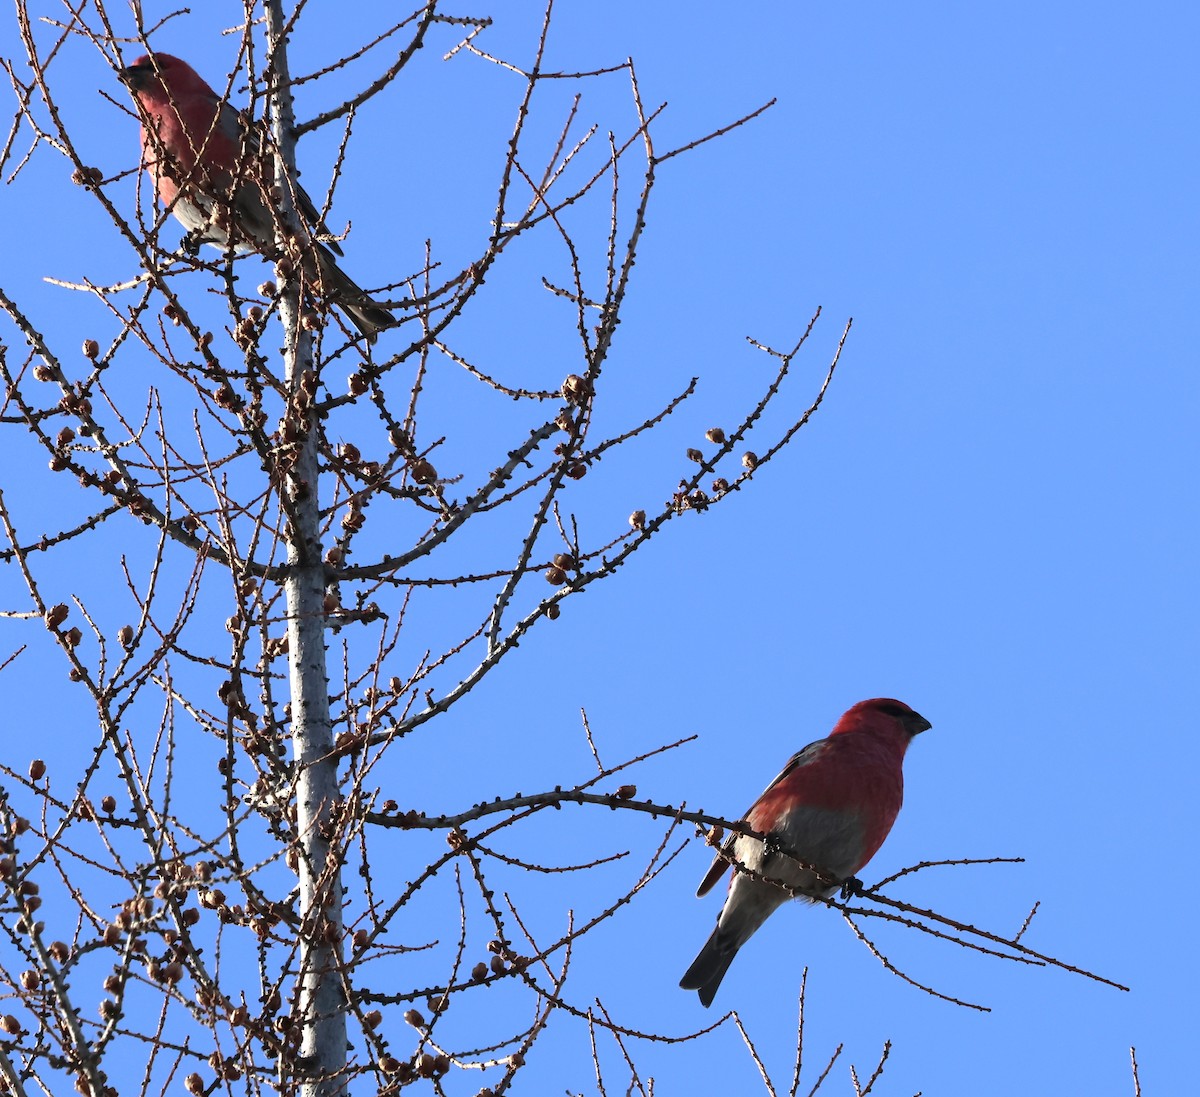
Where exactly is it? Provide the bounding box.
[1,2,1196,1094]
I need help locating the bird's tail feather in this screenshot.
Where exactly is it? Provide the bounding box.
[311,244,395,340]
[679,927,739,1007]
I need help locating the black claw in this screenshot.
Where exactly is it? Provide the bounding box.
[839,876,862,899]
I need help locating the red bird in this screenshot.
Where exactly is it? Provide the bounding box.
[680,698,932,1006]
[119,53,394,340]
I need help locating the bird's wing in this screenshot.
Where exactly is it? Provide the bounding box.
[217,100,345,257]
[753,738,831,801]
[695,738,829,897]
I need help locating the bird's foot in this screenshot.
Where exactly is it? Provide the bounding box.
[839,876,863,900]
[761,834,785,863]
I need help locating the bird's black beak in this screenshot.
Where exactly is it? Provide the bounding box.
[118,60,152,91]
[907,710,933,736]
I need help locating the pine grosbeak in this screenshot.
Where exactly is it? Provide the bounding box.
[680,698,932,1006]
[119,53,394,339]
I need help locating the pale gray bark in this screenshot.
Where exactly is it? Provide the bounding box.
[265,4,347,1093]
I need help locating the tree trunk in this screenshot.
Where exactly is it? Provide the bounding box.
[265,4,347,1093]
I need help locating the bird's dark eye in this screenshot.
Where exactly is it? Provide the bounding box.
[877,702,907,718]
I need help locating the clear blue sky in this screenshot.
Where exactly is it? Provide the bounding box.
[2,3,1196,1094]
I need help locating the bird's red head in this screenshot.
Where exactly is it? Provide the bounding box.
[118,53,211,108]
[833,698,932,739]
